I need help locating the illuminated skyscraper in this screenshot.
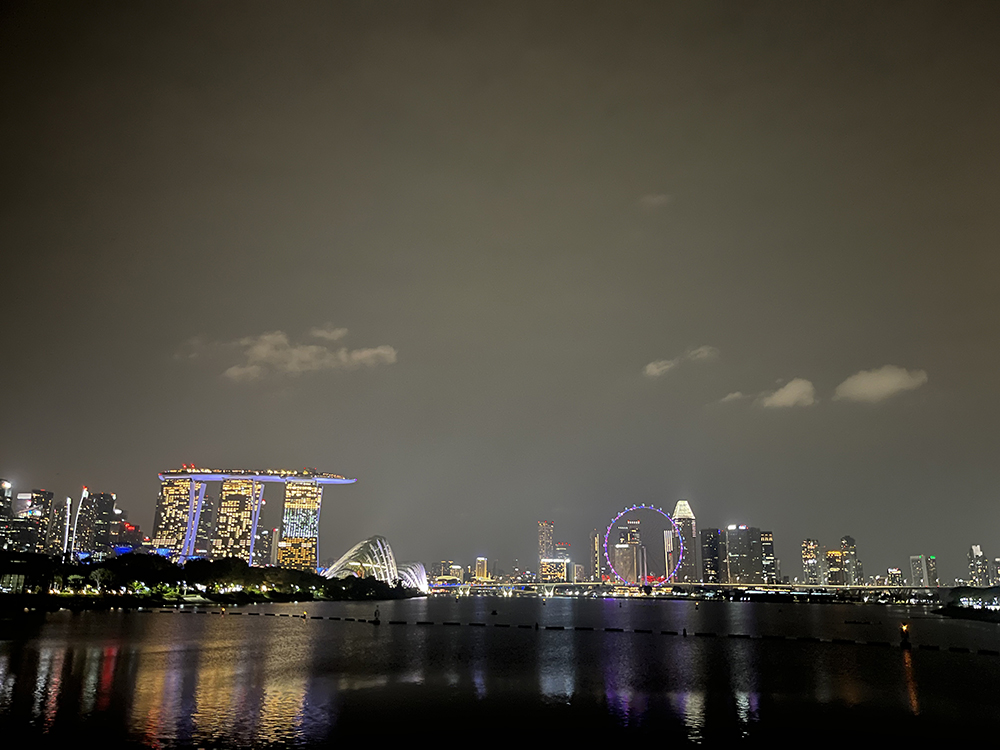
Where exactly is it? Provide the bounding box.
[193,493,217,558]
[671,500,698,582]
[475,556,489,580]
[212,478,257,562]
[72,492,119,561]
[840,535,861,585]
[588,529,602,581]
[153,478,202,556]
[538,520,554,570]
[825,549,846,585]
[0,480,11,519]
[554,542,571,561]
[968,545,990,587]
[910,554,939,587]
[700,528,724,583]
[760,531,777,584]
[277,480,323,571]
[724,525,762,584]
[802,539,820,584]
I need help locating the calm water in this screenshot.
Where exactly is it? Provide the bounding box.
[2,597,999,744]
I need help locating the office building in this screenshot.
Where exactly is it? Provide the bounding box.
[71,492,119,561]
[554,542,571,561]
[538,520,554,569]
[475,556,489,580]
[277,480,323,571]
[968,545,990,587]
[886,567,904,586]
[0,480,11,519]
[700,528,724,583]
[802,539,820,584]
[910,554,939,587]
[724,525,763,584]
[671,500,698,582]
[825,549,846,585]
[588,529,602,581]
[761,531,777,584]
[840,536,862,585]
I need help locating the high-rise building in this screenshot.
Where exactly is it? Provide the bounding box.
[0,480,11,519]
[475,556,489,580]
[671,500,698,582]
[802,539,820,584]
[612,543,640,584]
[968,545,990,587]
[252,526,275,566]
[538,520,554,570]
[724,525,762,584]
[153,478,203,556]
[588,529,602,581]
[277,480,323,571]
[840,536,862,585]
[887,567,904,586]
[554,542,571,561]
[193,493,217,558]
[664,529,677,579]
[825,549,846,585]
[910,554,939,587]
[760,531,777,584]
[9,490,55,554]
[212,479,256,562]
[70,492,119,561]
[700,528,724,583]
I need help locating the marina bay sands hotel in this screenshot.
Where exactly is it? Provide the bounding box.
[152,466,356,572]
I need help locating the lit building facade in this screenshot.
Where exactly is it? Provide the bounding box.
[910,554,939,587]
[475,556,489,580]
[589,529,602,581]
[671,500,698,582]
[802,539,820,584]
[156,468,355,563]
[212,479,256,561]
[700,528,724,583]
[760,531,777,584]
[277,480,323,572]
[724,525,762,584]
[538,520,554,570]
[968,545,990,587]
[153,478,201,556]
[825,549,846,585]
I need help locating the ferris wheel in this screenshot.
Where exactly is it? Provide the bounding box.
[603,503,684,585]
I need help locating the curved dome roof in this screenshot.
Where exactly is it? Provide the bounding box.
[396,561,429,593]
[324,535,398,584]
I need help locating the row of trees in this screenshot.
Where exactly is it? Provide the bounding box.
[6,552,415,601]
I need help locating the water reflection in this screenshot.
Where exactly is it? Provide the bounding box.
[0,601,995,742]
[902,649,920,715]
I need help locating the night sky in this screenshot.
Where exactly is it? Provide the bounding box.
[2,2,998,582]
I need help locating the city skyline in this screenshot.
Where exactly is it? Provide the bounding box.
[2,3,999,586]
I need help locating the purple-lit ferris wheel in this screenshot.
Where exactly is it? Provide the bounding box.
[603,504,684,586]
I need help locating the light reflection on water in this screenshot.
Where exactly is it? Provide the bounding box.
[0,599,998,742]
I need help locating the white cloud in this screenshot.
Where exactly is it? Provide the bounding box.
[643,345,719,378]
[644,359,678,378]
[309,324,348,341]
[220,329,396,381]
[759,378,816,408]
[833,365,928,403]
[718,391,746,403]
[687,345,720,361]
